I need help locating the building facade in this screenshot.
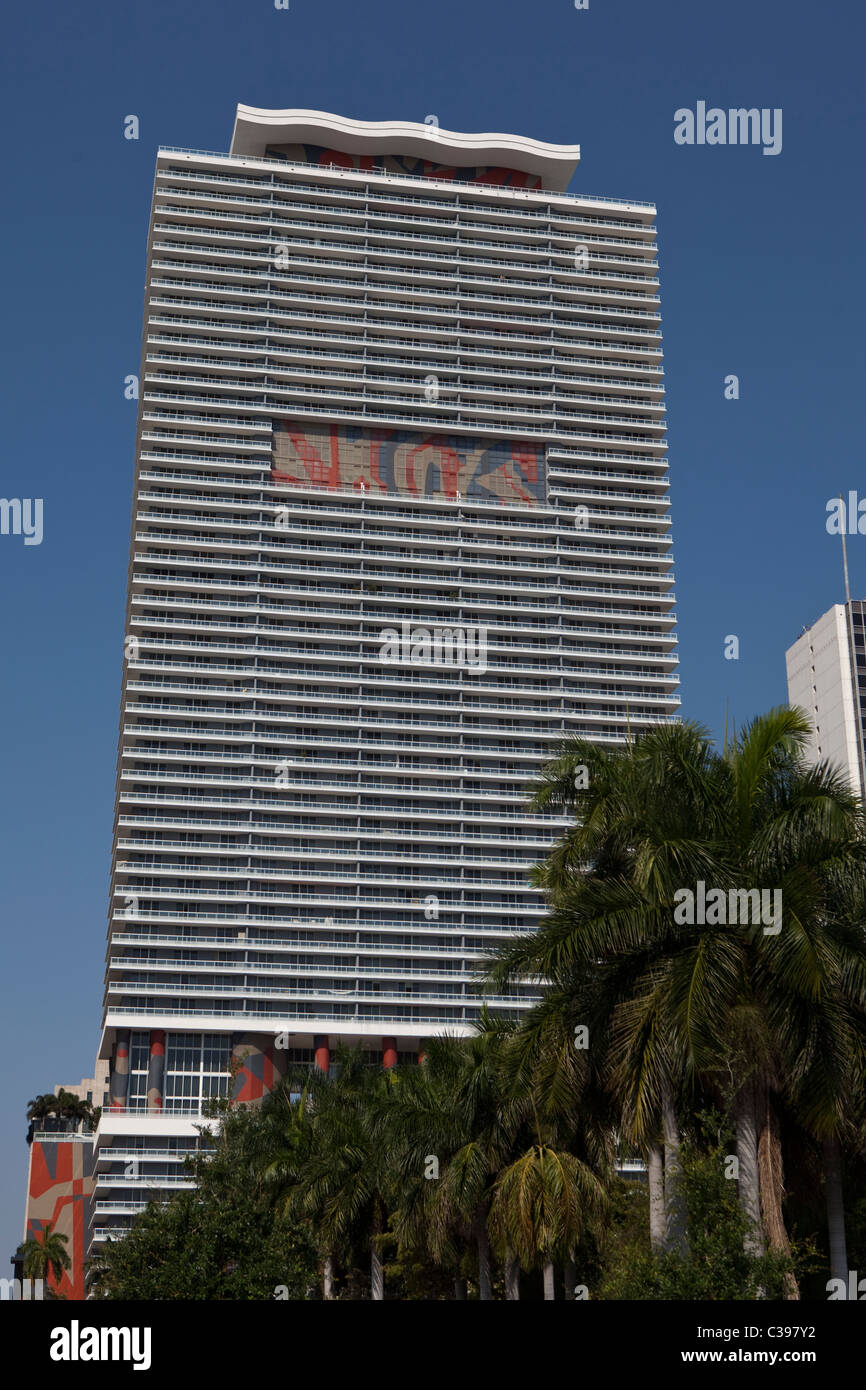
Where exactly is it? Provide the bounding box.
[786,600,866,798]
[11,1065,109,1297]
[91,107,678,1250]
[53,1063,110,1112]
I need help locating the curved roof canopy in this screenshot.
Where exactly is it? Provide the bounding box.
[230,106,580,191]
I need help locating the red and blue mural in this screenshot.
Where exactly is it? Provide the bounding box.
[272,420,545,506]
[265,143,542,188]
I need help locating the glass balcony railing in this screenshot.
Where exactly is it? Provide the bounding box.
[157,147,657,212]
[151,196,657,259]
[144,309,666,376]
[134,500,672,546]
[149,226,662,303]
[152,213,660,283]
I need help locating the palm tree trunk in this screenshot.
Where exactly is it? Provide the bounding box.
[823,1132,848,1294]
[757,1089,798,1297]
[475,1211,492,1301]
[370,1209,384,1301]
[648,1142,665,1254]
[662,1089,687,1253]
[370,1245,384,1301]
[564,1252,576,1300]
[543,1260,555,1300]
[734,1077,766,1257]
[504,1251,520,1300]
[322,1253,335,1300]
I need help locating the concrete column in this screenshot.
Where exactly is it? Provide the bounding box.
[314,1034,330,1073]
[109,1030,130,1111]
[382,1037,398,1069]
[146,1030,166,1112]
[230,1032,286,1105]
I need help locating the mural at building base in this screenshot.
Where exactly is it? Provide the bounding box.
[272,419,546,506]
[25,1140,94,1300]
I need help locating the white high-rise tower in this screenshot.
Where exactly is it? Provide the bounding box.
[90,107,678,1248]
[786,600,866,799]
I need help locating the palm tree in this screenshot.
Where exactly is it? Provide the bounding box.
[26,1094,58,1124]
[491,998,615,1293]
[26,1090,94,1139]
[489,1105,607,1300]
[413,1019,521,1300]
[284,1048,397,1300]
[386,1048,475,1297]
[714,712,865,1282]
[19,1221,71,1288]
[490,723,714,1243]
[388,1009,613,1299]
[259,1081,341,1298]
[489,710,866,1291]
[54,1090,94,1129]
[781,859,866,1292]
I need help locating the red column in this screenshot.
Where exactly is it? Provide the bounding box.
[383,1037,398,1069]
[314,1035,329,1073]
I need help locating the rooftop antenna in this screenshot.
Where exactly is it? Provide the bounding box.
[840,493,852,606]
[839,493,866,801]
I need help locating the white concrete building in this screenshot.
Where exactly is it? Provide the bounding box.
[786,600,866,798]
[90,107,679,1248]
[54,1062,110,1110]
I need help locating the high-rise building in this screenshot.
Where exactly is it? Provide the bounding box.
[17,1066,108,1300]
[90,107,678,1249]
[52,1063,110,1113]
[786,600,866,798]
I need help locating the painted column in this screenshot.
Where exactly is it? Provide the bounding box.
[314,1034,330,1073]
[146,1030,166,1112]
[231,1032,287,1104]
[109,1030,130,1111]
[382,1037,398,1069]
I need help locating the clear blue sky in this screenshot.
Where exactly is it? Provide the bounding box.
[1,0,863,1263]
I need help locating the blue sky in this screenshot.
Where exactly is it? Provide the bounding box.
[1,0,863,1262]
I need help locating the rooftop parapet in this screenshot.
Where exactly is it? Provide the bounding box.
[229,106,581,192]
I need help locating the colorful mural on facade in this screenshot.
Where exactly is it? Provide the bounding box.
[230,1033,287,1105]
[265,143,542,188]
[25,1140,94,1300]
[272,420,545,506]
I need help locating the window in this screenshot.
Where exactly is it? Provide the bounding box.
[127,1031,150,1111]
[164,1032,231,1112]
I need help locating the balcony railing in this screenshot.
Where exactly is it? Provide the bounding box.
[157,146,656,211]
